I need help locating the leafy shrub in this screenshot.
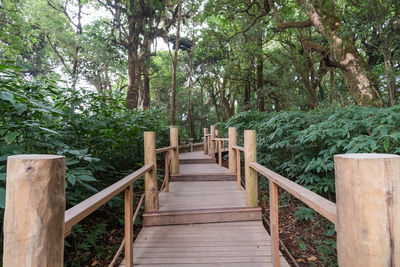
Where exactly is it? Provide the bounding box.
[0,62,170,263]
[222,106,400,200]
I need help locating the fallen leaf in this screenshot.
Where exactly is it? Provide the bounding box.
[297,259,306,263]
[307,256,317,261]
[91,260,98,266]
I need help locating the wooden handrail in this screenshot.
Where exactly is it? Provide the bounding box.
[212,137,228,141]
[232,145,244,152]
[249,161,337,224]
[155,145,177,154]
[64,164,153,235]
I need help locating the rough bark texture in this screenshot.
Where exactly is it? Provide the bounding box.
[297,0,383,107]
[126,49,138,109]
[3,155,66,267]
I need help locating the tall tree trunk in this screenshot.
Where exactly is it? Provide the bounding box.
[170,0,182,125]
[256,34,265,112]
[297,0,383,107]
[330,68,335,106]
[126,49,140,109]
[243,80,251,111]
[383,52,394,106]
[141,61,150,109]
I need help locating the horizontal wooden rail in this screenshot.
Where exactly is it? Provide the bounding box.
[232,145,244,152]
[64,164,153,235]
[155,145,177,154]
[213,138,228,141]
[249,162,337,224]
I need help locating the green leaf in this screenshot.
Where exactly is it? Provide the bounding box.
[39,127,60,135]
[380,127,388,137]
[383,138,389,152]
[0,91,15,104]
[67,174,76,186]
[15,103,28,113]
[78,175,97,182]
[4,131,19,144]
[0,188,6,209]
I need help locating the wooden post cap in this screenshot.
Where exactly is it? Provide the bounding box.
[4,154,66,267]
[334,153,400,267]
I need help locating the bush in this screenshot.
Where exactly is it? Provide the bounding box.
[222,106,400,200]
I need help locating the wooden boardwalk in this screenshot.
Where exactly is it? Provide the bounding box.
[121,151,289,266]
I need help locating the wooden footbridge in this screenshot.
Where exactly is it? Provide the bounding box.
[3,126,400,266]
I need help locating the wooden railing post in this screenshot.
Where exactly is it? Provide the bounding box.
[218,140,222,166]
[203,128,208,155]
[244,130,258,207]
[334,154,400,267]
[210,125,216,158]
[170,126,179,174]
[144,131,158,212]
[269,181,280,267]
[124,184,134,267]
[164,151,170,192]
[236,150,241,190]
[229,127,237,173]
[3,155,66,267]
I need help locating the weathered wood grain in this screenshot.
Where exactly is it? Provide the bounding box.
[4,155,66,267]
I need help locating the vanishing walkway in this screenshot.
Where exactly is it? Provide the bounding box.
[120,151,289,266]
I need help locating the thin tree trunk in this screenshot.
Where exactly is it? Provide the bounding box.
[330,68,335,106]
[170,0,182,125]
[383,52,394,106]
[257,34,265,112]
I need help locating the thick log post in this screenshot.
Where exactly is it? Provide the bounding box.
[244,130,258,207]
[210,125,216,159]
[229,127,237,173]
[334,154,400,267]
[203,128,208,155]
[3,155,66,267]
[144,132,158,212]
[170,126,179,174]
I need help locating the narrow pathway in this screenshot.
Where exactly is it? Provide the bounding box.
[121,151,289,266]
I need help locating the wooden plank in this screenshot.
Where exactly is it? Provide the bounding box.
[155,145,177,154]
[249,162,337,224]
[170,174,236,182]
[119,222,290,267]
[64,165,152,233]
[179,158,216,164]
[143,207,262,226]
[232,145,244,152]
[179,163,230,174]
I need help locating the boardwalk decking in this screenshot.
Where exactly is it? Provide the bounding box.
[121,151,290,266]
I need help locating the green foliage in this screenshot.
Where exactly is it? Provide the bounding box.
[295,206,315,222]
[223,106,400,200]
[0,62,170,263]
